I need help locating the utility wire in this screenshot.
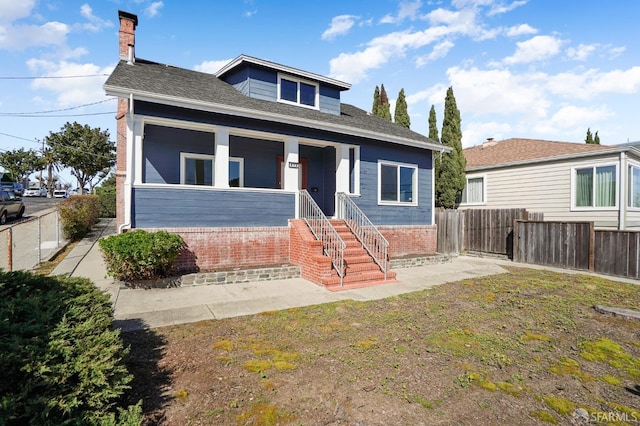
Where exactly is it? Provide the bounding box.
[3,111,115,117]
[0,99,115,116]
[0,74,110,80]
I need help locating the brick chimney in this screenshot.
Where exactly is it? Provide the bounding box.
[118,10,138,63]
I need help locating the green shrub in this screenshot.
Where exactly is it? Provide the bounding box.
[58,195,100,241]
[0,270,142,425]
[99,230,185,282]
[96,186,116,218]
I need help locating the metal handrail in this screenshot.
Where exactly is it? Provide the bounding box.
[336,192,389,280]
[299,190,346,286]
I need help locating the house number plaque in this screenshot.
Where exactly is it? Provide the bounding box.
[288,162,300,168]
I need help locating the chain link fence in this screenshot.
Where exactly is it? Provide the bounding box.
[0,209,67,271]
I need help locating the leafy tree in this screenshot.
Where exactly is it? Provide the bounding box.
[435,86,466,209]
[594,131,601,145]
[99,173,117,188]
[428,105,439,141]
[46,122,116,192]
[40,147,61,197]
[377,84,392,121]
[0,148,42,183]
[585,128,594,144]
[372,85,380,115]
[394,88,411,128]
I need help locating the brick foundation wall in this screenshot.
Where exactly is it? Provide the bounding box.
[289,219,334,284]
[142,226,290,272]
[378,225,438,258]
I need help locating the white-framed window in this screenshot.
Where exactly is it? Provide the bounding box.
[460,174,486,205]
[629,163,640,208]
[180,152,244,187]
[572,164,617,209]
[277,73,319,109]
[378,160,417,205]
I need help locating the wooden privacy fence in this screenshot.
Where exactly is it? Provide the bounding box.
[514,221,640,280]
[513,221,594,271]
[435,208,543,257]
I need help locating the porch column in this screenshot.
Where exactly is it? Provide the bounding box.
[283,137,299,191]
[215,127,230,188]
[124,116,142,227]
[335,144,350,194]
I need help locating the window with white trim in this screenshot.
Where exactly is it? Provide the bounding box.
[378,161,417,205]
[277,74,319,109]
[460,175,485,205]
[629,164,640,208]
[573,164,616,208]
[180,153,244,187]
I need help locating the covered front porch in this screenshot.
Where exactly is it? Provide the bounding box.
[123,115,360,228]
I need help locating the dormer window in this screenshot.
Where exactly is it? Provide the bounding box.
[277,74,319,109]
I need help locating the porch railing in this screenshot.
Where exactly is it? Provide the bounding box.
[298,190,346,287]
[336,192,389,280]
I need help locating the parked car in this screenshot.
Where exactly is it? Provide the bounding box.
[53,189,67,198]
[23,187,46,197]
[0,182,24,197]
[0,190,25,225]
[68,188,90,196]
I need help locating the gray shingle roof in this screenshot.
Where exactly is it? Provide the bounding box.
[104,59,443,150]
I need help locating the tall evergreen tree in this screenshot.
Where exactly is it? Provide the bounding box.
[435,86,466,209]
[394,88,410,128]
[428,105,439,142]
[593,131,601,145]
[378,84,392,121]
[585,128,594,144]
[372,85,380,115]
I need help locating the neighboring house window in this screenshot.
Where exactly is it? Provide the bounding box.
[629,164,640,208]
[277,74,319,109]
[460,175,485,205]
[378,161,417,205]
[180,153,244,187]
[573,165,616,208]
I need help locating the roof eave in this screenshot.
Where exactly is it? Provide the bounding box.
[216,54,352,90]
[465,146,638,172]
[103,86,447,152]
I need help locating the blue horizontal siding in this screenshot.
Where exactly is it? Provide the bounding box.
[132,187,295,228]
[319,85,340,116]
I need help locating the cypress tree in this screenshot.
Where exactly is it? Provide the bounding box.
[394,88,410,128]
[585,128,594,144]
[372,85,380,115]
[594,131,601,145]
[378,84,392,121]
[428,105,439,142]
[435,86,466,209]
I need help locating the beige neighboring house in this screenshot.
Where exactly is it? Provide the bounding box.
[461,138,640,230]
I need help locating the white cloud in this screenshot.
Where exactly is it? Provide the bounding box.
[145,1,164,18]
[322,15,358,41]
[416,40,454,66]
[535,104,613,136]
[0,0,35,22]
[546,67,640,100]
[243,9,257,18]
[27,59,115,106]
[566,43,597,61]
[79,4,113,32]
[380,0,423,24]
[487,0,528,16]
[462,121,513,147]
[0,21,69,50]
[607,45,625,59]
[329,7,482,83]
[503,35,562,64]
[194,59,233,74]
[505,23,537,37]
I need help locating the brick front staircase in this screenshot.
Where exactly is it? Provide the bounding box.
[289,218,397,291]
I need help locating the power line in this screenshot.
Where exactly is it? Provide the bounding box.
[0,74,110,80]
[0,99,115,116]
[2,111,115,118]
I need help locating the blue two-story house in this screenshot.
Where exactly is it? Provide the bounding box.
[104,11,448,289]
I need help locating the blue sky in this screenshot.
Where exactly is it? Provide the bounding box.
[1,0,640,186]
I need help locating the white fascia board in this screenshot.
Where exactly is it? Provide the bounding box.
[216,54,351,90]
[103,86,450,153]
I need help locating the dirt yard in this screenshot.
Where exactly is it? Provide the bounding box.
[122,267,640,425]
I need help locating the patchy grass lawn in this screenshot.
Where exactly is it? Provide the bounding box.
[123,267,640,425]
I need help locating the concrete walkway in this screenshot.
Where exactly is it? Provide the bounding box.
[52,219,637,332]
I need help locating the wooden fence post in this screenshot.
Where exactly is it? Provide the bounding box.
[7,227,12,272]
[513,219,520,263]
[588,221,595,271]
